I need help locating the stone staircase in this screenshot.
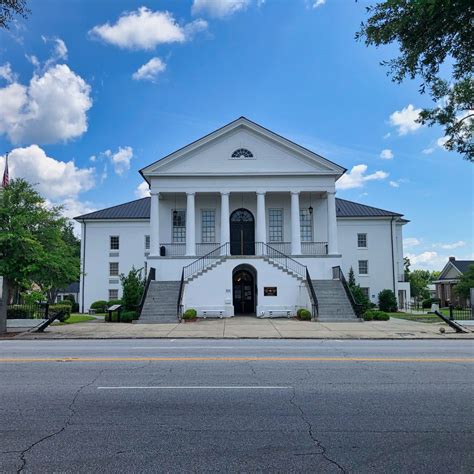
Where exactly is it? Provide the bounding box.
[186,257,226,282]
[312,279,359,321]
[262,255,304,280]
[137,281,181,324]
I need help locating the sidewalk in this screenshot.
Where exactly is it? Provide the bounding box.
[10,316,474,340]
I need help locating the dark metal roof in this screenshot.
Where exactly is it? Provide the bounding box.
[75,197,403,221]
[75,198,151,221]
[451,260,474,274]
[58,282,80,293]
[336,198,402,217]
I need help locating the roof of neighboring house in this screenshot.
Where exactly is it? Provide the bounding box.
[75,197,404,221]
[451,260,474,274]
[58,282,80,293]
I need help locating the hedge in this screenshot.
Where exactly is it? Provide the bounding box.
[49,304,72,318]
[297,308,312,321]
[183,308,197,320]
[363,310,390,321]
[90,300,108,313]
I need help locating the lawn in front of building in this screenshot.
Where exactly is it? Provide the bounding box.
[54,314,97,325]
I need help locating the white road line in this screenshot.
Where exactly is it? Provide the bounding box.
[97,386,293,390]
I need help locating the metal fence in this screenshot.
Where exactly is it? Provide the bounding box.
[6,303,49,319]
[399,303,473,320]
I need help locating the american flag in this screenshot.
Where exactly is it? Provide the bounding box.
[2,152,9,187]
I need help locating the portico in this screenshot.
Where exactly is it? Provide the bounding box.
[148,190,337,258]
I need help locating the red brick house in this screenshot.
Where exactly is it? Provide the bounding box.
[433,257,473,308]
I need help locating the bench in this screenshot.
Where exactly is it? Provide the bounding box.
[88,309,96,315]
[202,310,225,318]
[268,310,292,318]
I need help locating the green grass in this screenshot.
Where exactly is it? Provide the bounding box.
[389,312,443,323]
[54,314,96,325]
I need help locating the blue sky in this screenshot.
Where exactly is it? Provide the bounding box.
[0,0,472,270]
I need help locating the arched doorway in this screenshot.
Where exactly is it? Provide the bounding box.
[230,208,255,255]
[232,265,257,315]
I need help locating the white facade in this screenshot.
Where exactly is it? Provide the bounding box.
[77,118,410,316]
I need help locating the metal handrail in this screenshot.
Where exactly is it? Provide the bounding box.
[177,268,185,320]
[305,268,319,319]
[257,242,307,278]
[332,266,363,317]
[138,267,155,316]
[183,242,230,280]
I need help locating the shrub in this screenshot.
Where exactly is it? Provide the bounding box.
[120,267,145,310]
[422,298,440,309]
[49,304,72,318]
[60,299,73,307]
[298,309,312,321]
[7,305,30,319]
[107,299,123,308]
[21,290,46,305]
[183,308,197,320]
[90,300,108,313]
[350,285,371,313]
[120,311,137,323]
[378,289,398,312]
[363,310,390,321]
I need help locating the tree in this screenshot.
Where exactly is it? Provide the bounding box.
[408,269,432,303]
[0,179,80,331]
[403,257,411,279]
[0,0,30,29]
[454,264,474,299]
[378,289,398,312]
[120,267,145,311]
[348,266,356,288]
[356,1,473,161]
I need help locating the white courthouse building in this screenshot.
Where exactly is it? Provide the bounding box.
[76,117,410,322]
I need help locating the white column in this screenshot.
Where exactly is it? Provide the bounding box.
[150,192,160,256]
[256,192,266,254]
[291,191,301,255]
[220,192,230,252]
[327,191,338,254]
[186,192,196,256]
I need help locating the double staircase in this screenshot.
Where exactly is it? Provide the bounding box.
[137,243,360,323]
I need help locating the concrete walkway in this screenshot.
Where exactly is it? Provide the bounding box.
[11,316,473,339]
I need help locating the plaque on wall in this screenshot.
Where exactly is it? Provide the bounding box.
[264,287,277,296]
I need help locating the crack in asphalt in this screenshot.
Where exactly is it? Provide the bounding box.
[16,369,105,473]
[289,388,346,473]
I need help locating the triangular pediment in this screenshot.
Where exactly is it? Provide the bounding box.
[140,117,345,178]
[438,262,462,280]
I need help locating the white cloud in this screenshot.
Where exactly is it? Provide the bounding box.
[383,132,391,139]
[0,64,92,145]
[422,146,435,154]
[336,164,389,190]
[389,104,423,135]
[104,146,134,175]
[380,148,394,160]
[0,145,95,200]
[132,57,166,82]
[403,238,421,249]
[42,36,68,69]
[90,7,206,49]
[405,251,444,270]
[135,181,150,198]
[192,0,251,17]
[437,136,449,149]
[0,63,16,82]
[313,0,326,7]
[434,241,466,250]
[389,180,399,188]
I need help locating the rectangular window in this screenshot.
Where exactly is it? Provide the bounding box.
[357,233,367,248]
[145,235,150,250]
[300,209,313,242]
[172,209,186,243]
[358,260,368,275]
[361,287,370,299]
[201,210,216,243]
[109,262,119,276]
[268,209,283,242]
[108,289,118,300]
[110,235,119,250]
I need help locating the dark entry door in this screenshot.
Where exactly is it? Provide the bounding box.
[230,208,255,255]
[233,270,255,315]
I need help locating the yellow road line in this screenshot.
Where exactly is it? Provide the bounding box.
[0,357,472,363]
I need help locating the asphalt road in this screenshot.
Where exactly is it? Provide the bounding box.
[0,339,473,473]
